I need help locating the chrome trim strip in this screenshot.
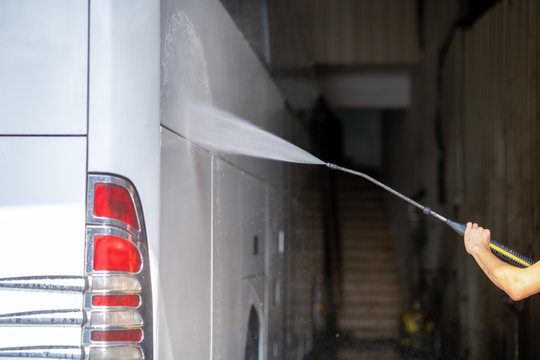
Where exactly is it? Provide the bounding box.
[0,346,82,359]
[88,274,141,292]
[0,276,85,293]
[86,345,143,360]
[0,309,83,326]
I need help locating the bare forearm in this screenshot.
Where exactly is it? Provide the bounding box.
[471,246,540,301]
[464,222,540,300]
[471,246,513,294]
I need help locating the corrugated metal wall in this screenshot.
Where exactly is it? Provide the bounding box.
[283,0,419,66]
[459,0,540,358]
[397,0,539,358]
[386,0,539,358]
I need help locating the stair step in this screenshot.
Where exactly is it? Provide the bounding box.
[340,239,393,247]
[342,238,394,246]
[339,217,389,224]
[342,242,394,250]
[340,306,401,318]
[337,195,386,203]
[340,246,394,255]
[348,328,399,340]
[341,262,398,273]
[342,296,402,307]
[337,347,400,360]
[343,281,401,291]
[342,256,397,264]
[340,317,399,331]
[340,310,401,320]
[343,282,401,291]
[342,240,394,248]
[339,217,390,224]
[338,199,387,206]
[342,251,396,262]
[339,207,388,214]
[335,178,403,347]
[341,295,402,306]
[338,205,387,213]
[341,232,392,238]
[341,248,394,256]
[341,229,392,236]
[342,262,398,273]
[342,272,400,282]
[342,289,400,298]
[343,288,401,298]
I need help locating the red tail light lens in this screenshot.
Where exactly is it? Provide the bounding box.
[92,295,141,307]
[91,329,143,342]
[94,183,139,230]
[93,235,142,273]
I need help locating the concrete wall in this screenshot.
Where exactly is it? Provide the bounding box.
[294,0,419,66]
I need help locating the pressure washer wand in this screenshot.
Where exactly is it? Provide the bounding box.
[327,163,534,268]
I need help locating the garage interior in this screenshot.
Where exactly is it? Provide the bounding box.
[220,0,540,359]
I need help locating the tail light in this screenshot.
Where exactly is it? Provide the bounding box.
[83,174,153,359]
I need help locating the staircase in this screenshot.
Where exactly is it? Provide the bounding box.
[335,172,404,359]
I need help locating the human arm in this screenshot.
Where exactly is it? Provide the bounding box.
[464,222,540,301]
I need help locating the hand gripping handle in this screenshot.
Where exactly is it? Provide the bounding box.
[446,220,534,268]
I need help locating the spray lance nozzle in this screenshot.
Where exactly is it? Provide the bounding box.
[326,163,534,268]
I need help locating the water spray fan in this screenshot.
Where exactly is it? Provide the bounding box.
[327,163,534,268]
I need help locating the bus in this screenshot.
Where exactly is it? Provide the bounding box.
[0,0,322,358]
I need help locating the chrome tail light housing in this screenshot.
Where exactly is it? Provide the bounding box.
[83,174,153,359]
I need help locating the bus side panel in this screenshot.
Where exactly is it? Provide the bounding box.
[159,130,212,358]
[265,187,286,359]
[160,1,319,358]
[0,136,86,347]
[160,0,286,186]
[87,1,161,353]
[212,157,267,359]
[0,0,87,135]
